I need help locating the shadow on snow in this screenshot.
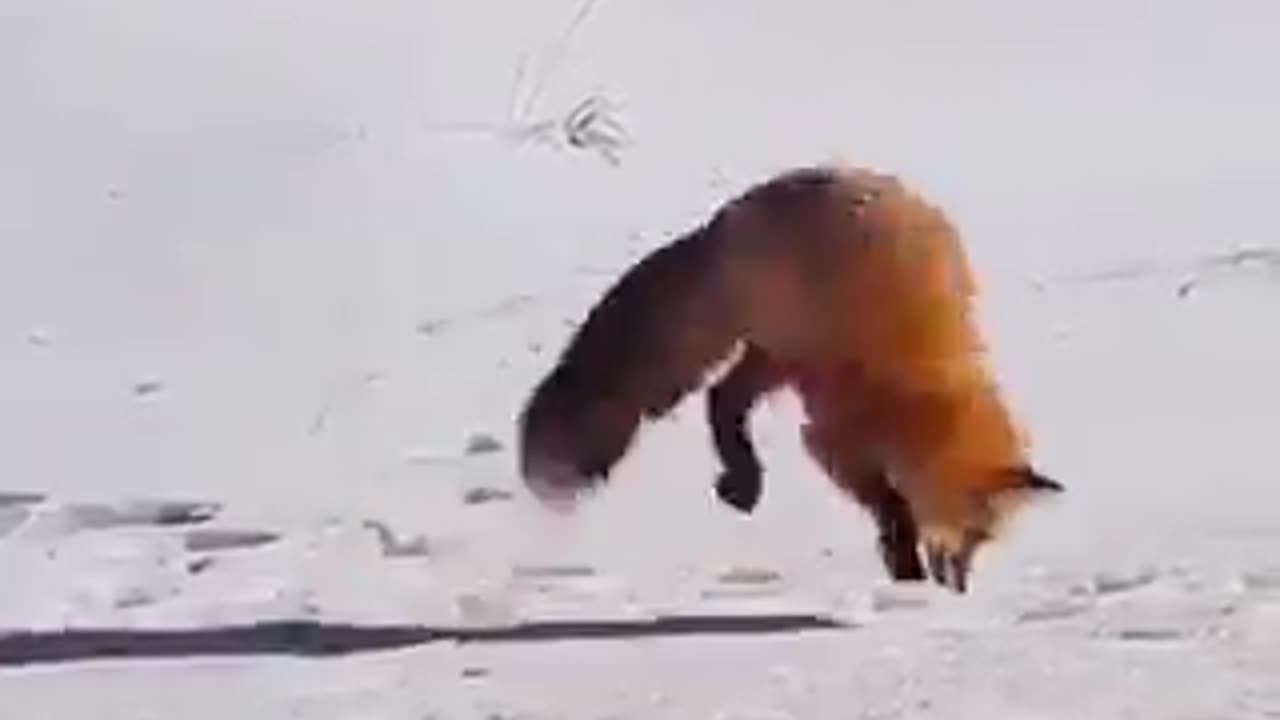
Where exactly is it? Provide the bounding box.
[0,613,850,668]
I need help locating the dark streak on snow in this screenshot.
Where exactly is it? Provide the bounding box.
[0,614,851,667]
[463,487,514,505]
[0,492,46,509]
[183,529,281,553]
[465,433,503,456]
[133,381,164,398]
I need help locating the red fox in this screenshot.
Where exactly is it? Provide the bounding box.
[517,164,1061,593]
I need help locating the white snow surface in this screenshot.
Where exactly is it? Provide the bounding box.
[3,0,1280,717]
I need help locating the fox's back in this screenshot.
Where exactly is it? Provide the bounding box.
[710,165,984,388]
[711,166,1029,489]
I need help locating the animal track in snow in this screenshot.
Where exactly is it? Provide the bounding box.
[362,519,433,558]
[0,507,30,539]
[1089,588,1235,644]
[464,433,504,456]
[1086,567,1162,597]
[512,563,598,580]
[699,585,788,602]
[693,566,788,601]
[1014,595,1097,624]
[63,500,219,530]
[0,493,46,539]
[0,492,46,508]
[1014,566,1174,626]
[464,486,515,506]
[182,528,281,553]
[19,498,221,540]
[1237,566,1280,594]
[716,567,784,586]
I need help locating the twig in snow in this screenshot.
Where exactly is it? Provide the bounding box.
[1176,246,1280,298]
[1033,244,1280,298]
[513,0,605,122]
[427,0,627,166]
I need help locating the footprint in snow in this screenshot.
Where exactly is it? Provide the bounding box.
[716,567,784,585]
[0,507,31,539]
[464,433,503,456]
[0,491,46,509]
[464,486,515,505]
[511,563,598,580]
[0,492,46,537]
[866,584,936,613]
[699,566,787,601]
[1090,590,1233,643]
[1238,566,1280,594]
[1015,595,1097,624]
[363,519,432,558]
[183,528,281,553]
[25,498,220,538]
[132,380,164,398]
[1016,567,1166,625]
[1087,566,1162,597]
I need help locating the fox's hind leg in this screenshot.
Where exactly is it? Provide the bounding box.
[799,417,926,582]
[706,344,786,514]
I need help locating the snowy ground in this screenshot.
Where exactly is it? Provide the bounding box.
[3,0,1280,717]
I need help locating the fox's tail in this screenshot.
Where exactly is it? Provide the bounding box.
[517,221,741,507]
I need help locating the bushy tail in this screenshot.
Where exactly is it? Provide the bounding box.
[517,222,741,507]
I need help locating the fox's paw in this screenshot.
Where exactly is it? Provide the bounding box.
[920,525,987,594]
[874,494,927,582]
[715,466,762,514]
[880,536,927,583]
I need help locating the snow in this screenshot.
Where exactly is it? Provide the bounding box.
[3,0,1280,717]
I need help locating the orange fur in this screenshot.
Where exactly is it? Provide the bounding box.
[518,164,1060,592]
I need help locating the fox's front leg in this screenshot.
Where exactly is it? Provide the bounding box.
[857,467,927,582]
[705,344,786,514]
[799,420,926,583]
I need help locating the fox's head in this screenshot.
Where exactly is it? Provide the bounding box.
[890,367,1067,592]
[916,462,1064,594]
[978,464,1065,545]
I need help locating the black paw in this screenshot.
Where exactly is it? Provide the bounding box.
[879,539,927,582]
[922,530,986,595]
[715,467,762,514]
[877,512,926,582]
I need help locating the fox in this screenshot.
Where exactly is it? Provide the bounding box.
[516,163,1062,594]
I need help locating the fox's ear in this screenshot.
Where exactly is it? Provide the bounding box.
[1009,465,1064,493]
